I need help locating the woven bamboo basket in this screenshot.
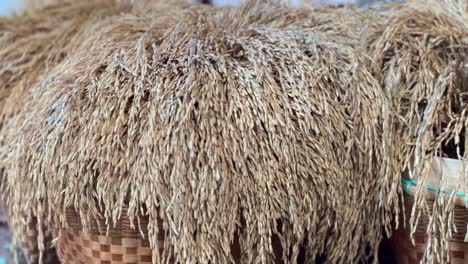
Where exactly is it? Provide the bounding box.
[391,179,468,264]
[56,206,285,264]
[56,207,156,264]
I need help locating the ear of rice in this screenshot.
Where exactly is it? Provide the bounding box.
[0,0,135,131]
[371,0,467,262]
[21,0,59,11]
[21,0,128,11]
[0,1,135,262]
[5,1,393,263]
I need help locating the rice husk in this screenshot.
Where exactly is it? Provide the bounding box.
[0,1,135,262]
[0,0,136,144]
[22,0,60,10]
[370,0,468,262]
[21,0,132,11]
[5,1,393,263]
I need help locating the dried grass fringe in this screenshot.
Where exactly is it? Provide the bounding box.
[2,1,393,263]
[21,0,60,11]
[370,0,468,262]
[0,0,137,263]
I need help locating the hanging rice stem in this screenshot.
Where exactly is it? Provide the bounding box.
[0,1,135,263]
[371,0,468,262]
[6,1,391,263]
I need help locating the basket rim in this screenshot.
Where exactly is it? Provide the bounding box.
[60,207,153,239]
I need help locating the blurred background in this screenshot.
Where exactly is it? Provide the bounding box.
[0,0,21,15]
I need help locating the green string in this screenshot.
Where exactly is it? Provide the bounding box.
[401,178,465,197]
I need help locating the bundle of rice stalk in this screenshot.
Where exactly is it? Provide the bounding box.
[21,0,60,11]
[0,0,134,262]
[371,0,468,262]
[0,0,136,125]
[21,0,132,12]
[8,1,390,263]
[22,0,194,14]
[301,1,389,47]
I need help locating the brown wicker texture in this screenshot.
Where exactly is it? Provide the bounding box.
[391,182,468,264]
[62,208,150,239]
[56,207,157,264]
[56,207,286,263]
[57,229,153,264]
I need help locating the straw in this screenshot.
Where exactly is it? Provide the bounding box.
[5,1,392,263]
[370,0,468,262]
[0,1,134,263]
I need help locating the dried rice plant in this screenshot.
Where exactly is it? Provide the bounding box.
[0,0,135,145]
[296,3,386,49]
[371,0,468,262]
[22,0,60,10]
[133,0,194,12]
[22,0,194,13]
[21,0,131,11]
[5,1,392,263]
[0,1,134,263]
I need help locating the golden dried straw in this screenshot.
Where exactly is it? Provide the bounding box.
[21,0,60,10]
[370,0,468,262]
[0,0,136,263]
[3,1,393,263]
[21,0,132,11]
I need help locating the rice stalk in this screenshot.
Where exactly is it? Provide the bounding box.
[0,1,135,263]
[7,1,391,263]
[371,0,468,262]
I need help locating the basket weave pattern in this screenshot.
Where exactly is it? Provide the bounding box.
[57,229,152,264]
[392,229,468,264]
[56,208,156,264]
[392,189,468,264]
